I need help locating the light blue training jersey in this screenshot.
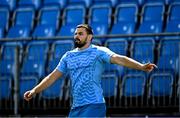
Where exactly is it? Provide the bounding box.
[56,44,115,109]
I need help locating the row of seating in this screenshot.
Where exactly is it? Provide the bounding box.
[0,38,179,78]
[0,38,179,101]
[0,1,180,41]
[1,0,179,11]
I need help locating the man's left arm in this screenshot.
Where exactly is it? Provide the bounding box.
[110,54,157,72]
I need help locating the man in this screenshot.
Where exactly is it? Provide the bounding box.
[24,24,157,117]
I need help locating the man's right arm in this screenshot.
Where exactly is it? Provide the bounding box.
[24,69,63,101]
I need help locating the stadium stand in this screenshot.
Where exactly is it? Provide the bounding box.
[0,0,180,117]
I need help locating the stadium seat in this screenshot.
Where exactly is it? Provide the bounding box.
[0,60,14,76]
[92,0,113,7]
[38,6,61,29]
[110,22,136,35]
[114,4,138,24]
[42,78,65,99]
[32,25,56,38]
[168,2,180,22]
[104,39,128,77]
[47,40,74,74]
[7,25,30,38]
[19,76,38,98]
[138,21,162,34]
[21,59,46,78]
[62,5,86,25]
[148,72,174,106]
[43,0,67,8]
[0,8,9,31]
[52,40,74,59]
[141,3,165,22]
[165,21,180,33]
[0,28,4,38]
[159,39,179,58]
[156,39,179,76]
[0,0,16,11]
[91,23,108,36]
[120,74,146,106]
[13,7,35,29]
[89,4,112,26]
[121,74,146,97]
[131,38,155,63]
[26,41,49,60]
[105,39,128,55]
[1,42,23,61]
[68,0,91,8]
[57,24,76,37]
[117,0,142,6]
[0,77,12,99]
[101,74,118,98]
[18,0,41,10]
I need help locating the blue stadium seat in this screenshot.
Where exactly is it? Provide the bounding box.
[105,39,128,55]
[52,40,74,59]
[18,0,41,10]
[156,39,180,78]
[26,41,49,60]
[89,4,112,26]
[7,25,30,38]
[92,0,113,6]
[57,24,76,37]
[63,5,86,25]
[110,22,136,40]
[141,3,165,22]
[47,40,74,74]
[145,0,167,4]
[1,42,23,61]
[159,39,179,57]
[104,39,128,77]
[0,8,9,32]
[38,6,61,29]
[68,0,92,8]
[43,0,67,8]
[13,8,35,29]
[19,76,38,98]
[168,2,180,22]
[101,74,118,98]
[120,74,146,98]
[42,78,65,99]
[21,59,46,78]
[138,21,162,34]
[32,25,56,38]
[0,28,4,38]
[91,23,108,36]
[114,4,138,24]
[131,38,155,63]
[165,21,180,33]
[117,0,141,6]
[0,77,12,99]
[125,38,155,77]
[0,0,16,11]
[0,60,14,76]
[148,72,173,97]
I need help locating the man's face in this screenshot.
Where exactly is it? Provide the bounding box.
[74,27,89,48]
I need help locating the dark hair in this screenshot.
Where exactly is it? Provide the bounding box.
[76,24,93,35]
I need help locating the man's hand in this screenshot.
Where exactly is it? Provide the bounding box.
[24,89,35,101]
[142,63,157,72]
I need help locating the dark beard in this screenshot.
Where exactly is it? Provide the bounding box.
[74,39,87,48]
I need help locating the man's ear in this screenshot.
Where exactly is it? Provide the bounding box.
[88,34,93,41]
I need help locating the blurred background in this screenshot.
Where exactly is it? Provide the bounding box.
[0,0,180,117]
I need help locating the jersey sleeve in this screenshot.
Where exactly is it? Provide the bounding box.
[99,46,115,63]
[56,52,68,74]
